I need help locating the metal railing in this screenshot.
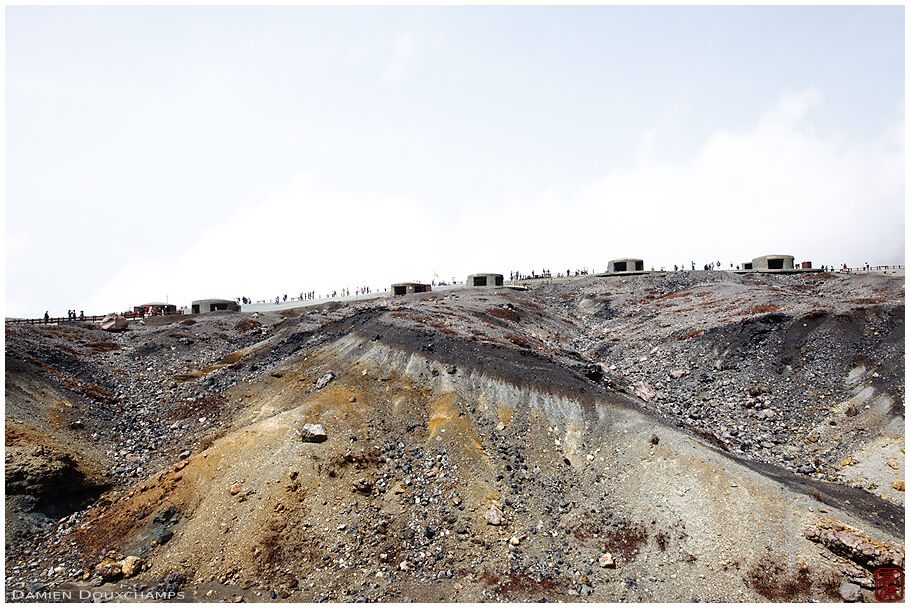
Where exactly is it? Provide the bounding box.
[840,265,904,273]
[6,311,184,325]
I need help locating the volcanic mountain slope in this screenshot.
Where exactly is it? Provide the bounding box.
[5,271,904,602]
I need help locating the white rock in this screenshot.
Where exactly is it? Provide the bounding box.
[315,372,335,389]
[300,423,328,443]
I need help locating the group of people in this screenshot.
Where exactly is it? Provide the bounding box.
[227,259,884,310]
[247,286,380,306]
[328,287,373,298]
[511,268,590,280]
[510,269,551,280]
[38,309,84,323]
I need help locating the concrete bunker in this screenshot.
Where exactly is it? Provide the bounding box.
[750,255,795,271]
[133,302,177,316]
[191,299,241,314]
[608,258,645,273]
[467,273,504,287]
[391,283,432,296]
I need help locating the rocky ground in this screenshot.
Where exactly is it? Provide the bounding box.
[4,270,904,602]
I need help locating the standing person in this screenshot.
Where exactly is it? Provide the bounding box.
[79,311,84,320]
[44,311,50,323]
[691,261,695,270]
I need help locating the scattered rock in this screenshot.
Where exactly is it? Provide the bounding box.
[121,556,143,578]
[599,553,615,568]
[887,459,899,470]
[855,577,875,590]
[160,572,186,593]
[844,405,859,417]
[352,479,373,494]
[485,502,503,526]
[649,434,660,445]
[893,480,904,491]
[633,381,656,402]
[669,369,686,379]
[315,372,335,390]
[805,517,905,570]
[748,385,768,397]
[229,483,242,496]
[839,582,862,602]
[94,562,122,582]
[301,423,328,443]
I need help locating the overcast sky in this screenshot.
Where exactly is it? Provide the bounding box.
[5,6,905,317]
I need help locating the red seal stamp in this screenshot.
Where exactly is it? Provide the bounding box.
[875,567,904,602]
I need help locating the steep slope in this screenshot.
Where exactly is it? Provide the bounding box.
[5,271,904,602]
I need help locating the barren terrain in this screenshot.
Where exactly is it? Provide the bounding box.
[5,270,904,602]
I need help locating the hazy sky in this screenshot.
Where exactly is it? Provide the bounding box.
[5,6,905,317]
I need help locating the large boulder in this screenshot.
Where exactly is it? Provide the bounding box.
[100,314,128,332]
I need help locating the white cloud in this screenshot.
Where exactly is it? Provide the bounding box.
[85,176,440,311]
[576,89,904,269]
[438,89,903,274]
[384,32,414,84]
[83,89,904,314]
[5,232,32,270]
